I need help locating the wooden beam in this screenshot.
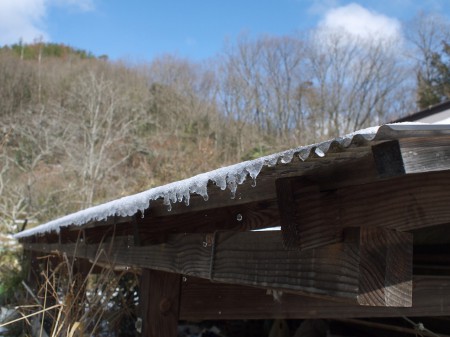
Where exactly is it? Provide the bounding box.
[354,227,412,306]
[140,269,180,337]
[135,198,279,244]
[24,227,412,306]
[55,168,450,249]
[56,199,280,245]
[277,170,450,250]
[328,170,450,233]
[370,136,450,178]
[276,177,341,250]
[179,275,450,320]
[400,136,450,174]
[371,140,405,178]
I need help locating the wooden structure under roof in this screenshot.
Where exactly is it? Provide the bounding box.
[15,123,450,336]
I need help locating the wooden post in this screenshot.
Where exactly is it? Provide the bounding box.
[24,249,40,294]
[139,269,181,337]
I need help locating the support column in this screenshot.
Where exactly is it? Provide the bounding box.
[139,269,181,337]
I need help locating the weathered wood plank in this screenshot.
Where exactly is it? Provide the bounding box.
[24,232,360,301]
[353,227,412,306]
[135,199,279,243]
[179,276,450,320]
[400,136,450,174]
[371,134,450,176]
[276,177,341,250]
[140,269,180,337]
[336,171,450,232]
[276,170,450,250]
[59,199,280,245]
[24,228,412,306]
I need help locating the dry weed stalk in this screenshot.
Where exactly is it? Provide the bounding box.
[2,236,138,337]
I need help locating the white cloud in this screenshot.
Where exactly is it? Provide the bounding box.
[0,0,48,44]
[318,3,402,43]
[0,0,94,45]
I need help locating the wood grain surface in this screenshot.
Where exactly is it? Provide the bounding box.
[25,228,412,306]
[179,275,450,320]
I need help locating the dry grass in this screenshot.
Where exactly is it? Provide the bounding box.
[1,242,138,337]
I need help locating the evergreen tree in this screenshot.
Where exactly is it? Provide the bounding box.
[418,41,450,108]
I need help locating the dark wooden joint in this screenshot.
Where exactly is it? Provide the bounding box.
[371,140,405,178]
[276,176,342,250]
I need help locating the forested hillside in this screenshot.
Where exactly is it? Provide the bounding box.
[1,12,449,233]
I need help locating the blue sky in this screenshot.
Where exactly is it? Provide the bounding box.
[0,0,449,61]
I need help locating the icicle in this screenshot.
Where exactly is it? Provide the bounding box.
[163,194,172,212]
[139,205,146,218]
[213,175,227,190]
[298,148,311,161]
[184,188,190,205]
[189,180,208,202]
[227,174,238,199]
[314,147,325,157]
[246,161,263,181]
[280,151,294,164]
[265,156,278,167]
[236,170,247,184]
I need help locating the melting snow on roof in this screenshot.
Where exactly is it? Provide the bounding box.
[14,123,450,239]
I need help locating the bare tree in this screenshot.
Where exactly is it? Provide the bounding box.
[0,105,71,231]
[148,55,220,136]
[64,67,144,208]
[259,35,306,135]
[304,30,409,136]
[218,34,311,154]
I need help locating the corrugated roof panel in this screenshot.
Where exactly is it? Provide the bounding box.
[14,123,450,239]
